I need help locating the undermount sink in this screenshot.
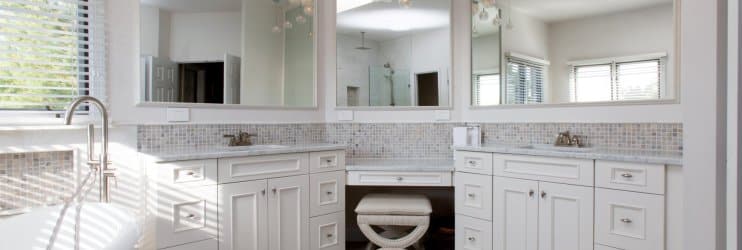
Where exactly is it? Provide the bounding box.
[226,144,290,151]
[519,144,593,153]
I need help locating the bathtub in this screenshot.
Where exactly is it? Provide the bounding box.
[0,203,139,250]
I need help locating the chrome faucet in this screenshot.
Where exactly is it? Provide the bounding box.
[224,131,256,146]
[64,96,115,203]
[554,131,584,147]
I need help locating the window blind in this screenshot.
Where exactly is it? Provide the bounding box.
[615,59,662,100]
[570,58,664,102]
[506,56,544,104]
[0,0,106,112]
[473,73,500,105]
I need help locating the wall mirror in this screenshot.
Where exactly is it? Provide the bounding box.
[335,0,452,108]
[471,0,678,107]
[139,0,316,107]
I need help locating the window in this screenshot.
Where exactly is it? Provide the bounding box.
[571,56,664,102]
[506,55,545,104]
[0,0,106,113]
[473,73,500,105]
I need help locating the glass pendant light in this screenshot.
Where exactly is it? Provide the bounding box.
[399,0,411,8]
[296,14,306,24]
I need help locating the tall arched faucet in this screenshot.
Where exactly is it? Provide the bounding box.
[64,96,114,203]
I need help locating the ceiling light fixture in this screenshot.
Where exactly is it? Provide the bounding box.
[399,0,411,8]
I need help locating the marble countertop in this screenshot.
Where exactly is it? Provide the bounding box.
[142,143,348,162]
[455,144,683,166]
[346,158,455,172]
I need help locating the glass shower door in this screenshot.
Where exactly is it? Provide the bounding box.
[369,66,411,106]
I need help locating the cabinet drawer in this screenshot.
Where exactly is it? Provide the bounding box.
[455,151,493,175]
[455,215,492,250]
[455,172,492,220]
[347,171,452,186]
[310,151,346,173]
[310,171,346,217]
[157,159,217,187]
[157,185,218,249]
[217,153,309,183]
[596,161,665,194]
[595,188,665,250]
[161,238,217,250]
[492,153,594,186]
[309,212,346,250]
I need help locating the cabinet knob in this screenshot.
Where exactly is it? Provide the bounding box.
[541,191,547,198]
[620,218,632,223]
[528,190,534,197]
[261,189,266,195]
[272,188,277,193]
[467,236,476,241]
[621,173,633,178]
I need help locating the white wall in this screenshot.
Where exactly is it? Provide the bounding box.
[472,33,500,73]
[169,11,241,62]
[336,33,380,106]
[139,5,159,57]
[547,4,675,103]
[502,8,549,60]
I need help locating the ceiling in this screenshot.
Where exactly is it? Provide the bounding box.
[510,0,673,23]
[140,0,242,13]
[336,0,450,41]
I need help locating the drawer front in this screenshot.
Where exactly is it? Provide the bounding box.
[310,171,346,217]
[157,185,218,249]
[492,154,594,186]
[218,153,309,183]
[455,151,493,175]
[455,172,493,220]
[161,238,217,250]
[455,215,493,250]
[347,171,452,187]
[309,212,346,250]
[596,161,665,194]
[595,188,665,250]
[310,151,346,173]
[157,159,217,187]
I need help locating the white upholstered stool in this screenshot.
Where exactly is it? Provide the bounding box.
[355,193,432,250]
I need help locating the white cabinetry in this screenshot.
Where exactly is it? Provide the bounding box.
[492,177,538,250]
[537,182,594,250]
[150,150,345,250]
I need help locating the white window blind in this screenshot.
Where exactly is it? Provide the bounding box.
[570,57,665,102]
[506,55,544,104]
[473,73,500,105]
[0,0,106,112]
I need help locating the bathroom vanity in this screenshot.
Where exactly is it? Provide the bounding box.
[142,144,347,250]
[453,145,683,250]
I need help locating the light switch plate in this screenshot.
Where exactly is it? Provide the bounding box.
[166,108,190,122]
[435,110,451,121]
[337,110,354,121]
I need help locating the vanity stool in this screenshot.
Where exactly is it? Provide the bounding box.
[355,193,432,250]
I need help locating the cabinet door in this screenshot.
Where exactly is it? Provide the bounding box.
[309,212,345,250]
[537,182,594,250]
[219,180,268,250]
[455,172,493,220]
[492,177,538,250]
[268,175,310,250]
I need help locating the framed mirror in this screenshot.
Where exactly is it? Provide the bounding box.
[471,0,679,107]
[138,0,317,108]
[335,0,452,108]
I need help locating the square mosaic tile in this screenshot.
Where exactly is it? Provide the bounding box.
[0,151,74,211]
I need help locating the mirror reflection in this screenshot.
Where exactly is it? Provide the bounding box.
[336,0,451,107]
[472,0,677,106]
[139,0,316,107]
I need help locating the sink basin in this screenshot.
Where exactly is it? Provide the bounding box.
[226,144,290,151]
[519,144,593,153]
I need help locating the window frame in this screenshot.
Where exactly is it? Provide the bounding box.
[569,53,667,103]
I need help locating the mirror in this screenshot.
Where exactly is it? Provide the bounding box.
[139,0,316,107]
[335,0,452,108]
[471,0,677,106]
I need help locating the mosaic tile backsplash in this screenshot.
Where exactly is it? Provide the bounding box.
[138,123,683,159]
[0,151,74,211]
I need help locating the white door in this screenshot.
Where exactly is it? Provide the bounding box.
[537,182,594,250]
[268,175,310,250]
[150,57,178,102]
[224,54,241,104]
[492,177,538,250]
[219,180,267,250]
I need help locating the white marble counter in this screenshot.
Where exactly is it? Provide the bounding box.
[142,144,347,162]
[455,144,682,166]
[346,158,455,172]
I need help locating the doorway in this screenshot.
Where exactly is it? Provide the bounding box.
[416,72,439,106]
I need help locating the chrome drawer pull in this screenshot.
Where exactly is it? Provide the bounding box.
[326,191,333,195]
[467,237,476,241]
[621,173,633,178]
[326,233,333,238]
[467,193,476,198]
[186,214,200,220]
[325,159,333,163]
[620,218,632,223]
[468,160,477,165]
[396,177,403,181]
